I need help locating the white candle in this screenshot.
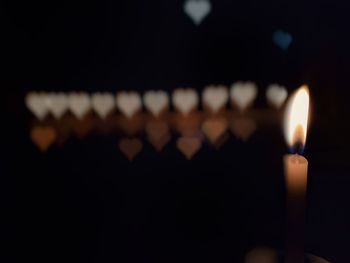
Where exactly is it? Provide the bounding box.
[284,154,308,197]
[283,86,310,263]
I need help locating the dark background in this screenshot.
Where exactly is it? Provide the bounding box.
[3,0,350,262]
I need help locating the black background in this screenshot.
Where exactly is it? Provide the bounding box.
[3,0,350,262]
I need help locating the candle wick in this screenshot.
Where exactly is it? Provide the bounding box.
[289,141,305,155]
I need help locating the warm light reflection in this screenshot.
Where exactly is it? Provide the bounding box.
[284,85,310,150]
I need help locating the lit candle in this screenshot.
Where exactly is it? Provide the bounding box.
[283,85,310,263]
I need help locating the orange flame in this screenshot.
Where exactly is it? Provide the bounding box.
[284,85,310,149]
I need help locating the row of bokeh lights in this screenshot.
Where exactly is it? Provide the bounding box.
[26,82,288,120]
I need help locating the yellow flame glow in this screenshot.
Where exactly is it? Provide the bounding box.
[284,85,310,148]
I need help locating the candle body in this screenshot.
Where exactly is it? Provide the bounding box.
[283,154,308,263]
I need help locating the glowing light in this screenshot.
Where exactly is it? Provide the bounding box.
[284,86,310,150]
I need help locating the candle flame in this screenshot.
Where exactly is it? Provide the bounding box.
[284,85,310,153]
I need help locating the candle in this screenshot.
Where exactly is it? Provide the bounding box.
[283,86,310,263]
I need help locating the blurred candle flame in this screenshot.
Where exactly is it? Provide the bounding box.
[284,85,310,152]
